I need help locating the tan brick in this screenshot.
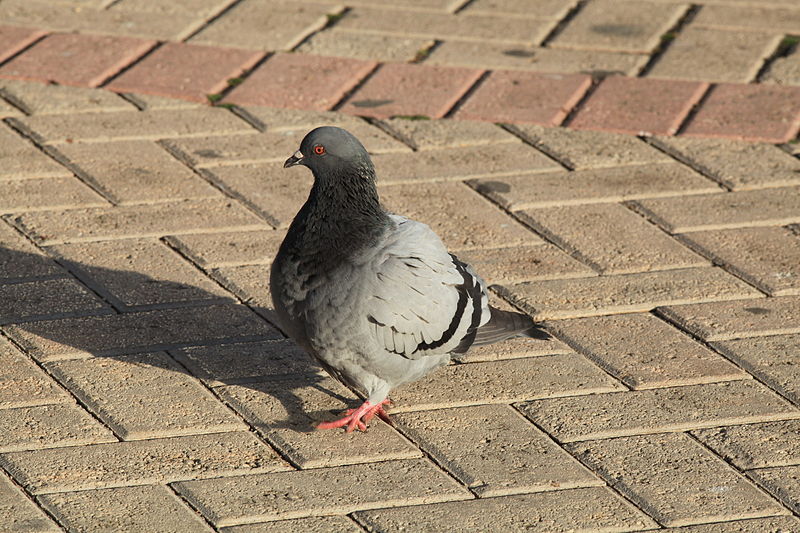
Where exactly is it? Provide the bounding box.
[336,8,552,44]
[236,106,363,133]
[692,420,800,469]
[471,163,721,210]
[498,267,761,320]
[342,0,464,9]
[1,431,290,495]
[47,352,246,440]
[396,404,602,496]
[0,403,116,453]
[631,187,800,233]
[0,0,200,40]
[453,335,573,364]
[354,486,657,532]
[427,40,648,74]
[0,336,67,409]
[165,230,282,269]
[10,198,268,245]
[568,433,787,527]
[763,48,800,86]
[549,313,746,390]
[171,340,321,387]
[0,471,60,532]
[693,4,800,33]
[381,118,517,151]
[203,164,311,228]
[10,108,255,145]
[39,485,215,533]
[651,137,800,191]
[174,458,470,526]
[0,125,72,179]
[455,244,596,284]
[375,143,559,184]
[0,221,65,282]
[4,303,281,361]
[518,203,708,274]
[54,140,221,205]
[297,29,433,62]
[648,27,780,83]
[712,334,800,405]
[109,0,230,16]
[189,0,333,50]
[521,380,798,442]
[510,124,671,169]
[390,353,624,412]
[221,516,362,533]
[217,376,422,468]
[47,239,232,309]
[162,123,408,169]
[461,0,575,18]
[748,465,800,514]
[380,182,542,251]
[550,0,687,52]
[679,227,800,296]
[658,297,800,341]
[0,278,111,325]
[0,79,135,115]
[210,264,275,320]
[124,93,203,111]
[0,176,107,214]
[0,99,22,118]
[658,516,800,532]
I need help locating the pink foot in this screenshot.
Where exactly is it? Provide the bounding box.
[316,399,393,433]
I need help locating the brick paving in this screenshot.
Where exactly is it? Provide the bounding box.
[0,1,799,532]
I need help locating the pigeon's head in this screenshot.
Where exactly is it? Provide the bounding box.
[284,126,374,178]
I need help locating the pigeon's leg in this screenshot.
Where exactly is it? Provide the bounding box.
[362,399,393,426]
[316,399,392,433]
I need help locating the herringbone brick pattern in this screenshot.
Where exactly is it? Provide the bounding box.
[1,1,799,531]
[1,0,800,141]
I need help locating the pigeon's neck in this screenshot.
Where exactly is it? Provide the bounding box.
[285,166,391,272]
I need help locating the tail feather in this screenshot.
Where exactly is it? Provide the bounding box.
[471,306,550,347]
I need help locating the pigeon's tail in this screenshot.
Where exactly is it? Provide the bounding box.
[471,306,550,347]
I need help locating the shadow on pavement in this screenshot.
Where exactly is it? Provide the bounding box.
[0,244,353,434]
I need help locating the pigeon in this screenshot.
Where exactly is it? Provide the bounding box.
[270,126,549,433]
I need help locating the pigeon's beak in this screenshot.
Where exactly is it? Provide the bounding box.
[284,150,304,168]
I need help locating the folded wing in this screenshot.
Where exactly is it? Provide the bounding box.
[364,216,490,359]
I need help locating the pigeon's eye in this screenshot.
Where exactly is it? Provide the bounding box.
[313,145,325,155]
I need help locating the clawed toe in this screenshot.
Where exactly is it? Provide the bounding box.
[316,399,392,433]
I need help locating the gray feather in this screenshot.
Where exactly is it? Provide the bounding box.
[270,126,549,408]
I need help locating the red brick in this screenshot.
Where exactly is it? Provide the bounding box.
[570,76,709,136]
[0,25,45,64]
[0,33,155,88]
[224,52,376,111]
[453,71,591,125]
[682,83,800,143]
[340,62,484,119]
[107,42,264,103]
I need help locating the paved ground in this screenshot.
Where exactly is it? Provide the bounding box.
[1,1,800,532]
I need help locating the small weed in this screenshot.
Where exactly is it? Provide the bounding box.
[413,42,436,63]
[215,102,237,109]
[206,93,223,104]
[391,115,430,121]
[227,77,245,87]
[660,31,677,43]
[325,12,344,26]
[776,35,800,58]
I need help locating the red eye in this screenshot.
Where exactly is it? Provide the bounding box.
[313,145,325,155]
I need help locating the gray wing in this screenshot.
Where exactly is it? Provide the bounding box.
[364,216,490,359]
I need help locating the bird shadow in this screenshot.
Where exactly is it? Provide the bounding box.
[0,243,357,435]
